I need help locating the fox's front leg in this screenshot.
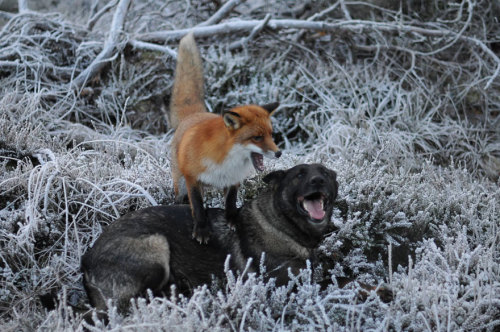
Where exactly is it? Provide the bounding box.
[186,179,210,243]
[225,184,239,229]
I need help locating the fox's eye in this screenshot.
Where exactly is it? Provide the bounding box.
[252,136,264,142]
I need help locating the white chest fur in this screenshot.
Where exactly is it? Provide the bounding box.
[198,144,255,188]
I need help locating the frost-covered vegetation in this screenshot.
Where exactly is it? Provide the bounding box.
[1,0,499,330]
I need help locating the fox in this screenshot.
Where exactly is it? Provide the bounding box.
[169,32,281,243]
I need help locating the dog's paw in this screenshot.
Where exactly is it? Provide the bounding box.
[192,224,210,244]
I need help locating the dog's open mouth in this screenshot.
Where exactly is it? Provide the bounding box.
[251,152,265,172]
[298,192,327,222]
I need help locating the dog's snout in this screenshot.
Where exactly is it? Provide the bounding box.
[275,150,282,158]
[310,176,325,186]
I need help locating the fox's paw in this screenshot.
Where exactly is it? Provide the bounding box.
[192,224,210,244]
[226,220,237,231]
[225,214,237,231]
[225,208,240,231]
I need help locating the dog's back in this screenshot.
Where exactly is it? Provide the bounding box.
[81,206,238,311]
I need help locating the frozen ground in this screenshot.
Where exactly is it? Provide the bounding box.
[0,0,499,331]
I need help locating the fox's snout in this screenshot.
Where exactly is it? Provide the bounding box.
[261,138,281,159]
[262,146,281,159]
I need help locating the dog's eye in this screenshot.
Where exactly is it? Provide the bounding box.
[297,170,305,178]
[252,136,264,142]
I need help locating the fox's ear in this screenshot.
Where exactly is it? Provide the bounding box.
[223,111,241,130]
[260,102,280,115]
[263,170,286,190]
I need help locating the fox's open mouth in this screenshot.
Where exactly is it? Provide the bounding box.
[251,152,265,172]
[297,192,327,222]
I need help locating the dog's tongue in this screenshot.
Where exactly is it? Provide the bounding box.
[303,198,325,220]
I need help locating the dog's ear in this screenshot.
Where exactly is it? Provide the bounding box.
[223,111,241,130]
[263,170,286,189]
[260,102,279,115]
[327,169,337,181]
[326,168,339,198]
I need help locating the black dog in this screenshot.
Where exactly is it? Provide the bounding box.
[81,164,338,311]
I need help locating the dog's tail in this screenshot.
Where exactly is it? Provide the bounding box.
[169,32,206,129]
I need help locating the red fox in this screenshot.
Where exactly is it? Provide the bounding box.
[170,32,281,243]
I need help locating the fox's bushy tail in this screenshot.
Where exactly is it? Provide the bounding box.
[169,32,206,129]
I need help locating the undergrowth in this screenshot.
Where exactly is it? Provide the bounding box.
[0,0,499,331]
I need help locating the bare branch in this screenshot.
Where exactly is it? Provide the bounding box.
[18,0,28,13]
[128,39,177,58]
[87,0,119,31]
[305,2,341,22]
[339,0,352,20]
[136,18,449,42]
[0,11,14,20]
[197,0,246,27]
[71,0,131,91]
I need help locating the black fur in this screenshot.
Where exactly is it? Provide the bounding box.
[189,185,210,243]
[81,164,338,311]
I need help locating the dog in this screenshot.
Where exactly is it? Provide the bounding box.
[81,163,338,312]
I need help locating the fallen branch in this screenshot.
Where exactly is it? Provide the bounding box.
[197,0,246,27]
[71,0,131,91]
[136,18,449,42]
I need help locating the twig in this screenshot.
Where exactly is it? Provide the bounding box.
[87,0,119,31]
[89,0,100,18]
[0,11,14,20]
[18,0,28,13]
[228,13,271,50]
[196,0,246,27]
[128,39,177,58]
[71,0,131,91]
[305,2,341,22]
[293,2,341,42]
[339,0,352,20]
[0,59,77,75]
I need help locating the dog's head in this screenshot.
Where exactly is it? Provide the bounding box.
[263,163,338,240]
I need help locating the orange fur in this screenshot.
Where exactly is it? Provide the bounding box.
[169,33,281,242]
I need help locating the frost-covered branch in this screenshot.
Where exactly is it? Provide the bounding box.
[71,0,131,91]
[0,11,14,19]
[128,39,177,58]
[196,0,246,27]
[137,18,448,42]
[18,0,28,13]
[86,0,119,31]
